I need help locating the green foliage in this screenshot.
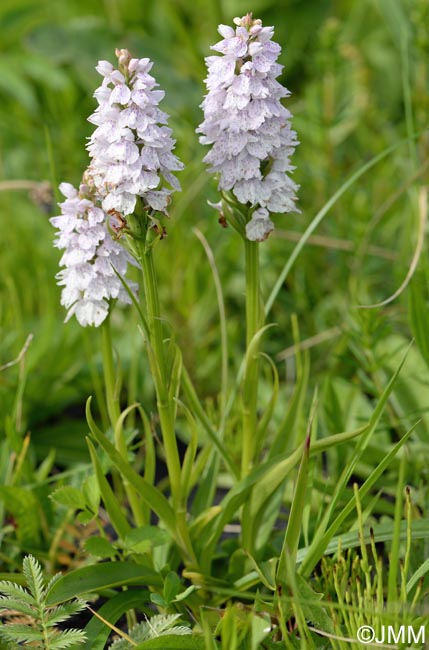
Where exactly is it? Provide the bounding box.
[45,562,162,606]
[1,0,429,647]
[312,486,427,650]
[0,555,86,649]
[110,614,191,650]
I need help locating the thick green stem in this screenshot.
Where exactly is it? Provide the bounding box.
[138,242,182,499]
[137,239,196,563]
[140,247,167,382]
[241,239,261,477]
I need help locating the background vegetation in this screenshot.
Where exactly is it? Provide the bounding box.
[0,0,428,647]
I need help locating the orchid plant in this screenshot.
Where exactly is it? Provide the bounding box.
[42,12,418,648]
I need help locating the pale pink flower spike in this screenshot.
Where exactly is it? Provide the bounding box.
[50,181,138,327]
[87,49,183,218]
[197,14,299,241]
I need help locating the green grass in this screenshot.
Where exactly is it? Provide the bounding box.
[0,0,428,647]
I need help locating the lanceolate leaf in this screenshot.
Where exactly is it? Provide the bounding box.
[86,399,177,538]
[239,518,429,590]
[45,562,162,605]
[196,422,367,570]
[298,346,412,577]
[276,434,311,585]
[406,555,429,594]
[299,421,417,576]
[87,437,131,540]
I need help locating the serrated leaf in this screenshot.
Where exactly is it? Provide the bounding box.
[0,624,44,642]
[0,596,35,617]
[45,600,87,626]
[50,487,86,510]
[46,573,62,594]
[110,637,134,650]
[47,629,86,649]
[0,581,34,604]
[23,556,45,603]
[294,574,334,635]
[109,615,191,650]
[77,510,95,524]
[151,615,184,631]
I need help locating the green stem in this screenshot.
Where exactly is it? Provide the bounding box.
[83,329,109,431]
[137,238,196,565]
[124,207,196,563]
[101,317,144,525]
[139,242,181,495]
[140,245,167,382]
[241,239,261,477]
[101,317,121,427]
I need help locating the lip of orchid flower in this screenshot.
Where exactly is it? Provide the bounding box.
[197,14,299,242]
[50,181,138,327]
[86,48,184,221]
[245,207,274,242]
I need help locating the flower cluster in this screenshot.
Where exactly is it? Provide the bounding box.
[87,48,183,218]
[50,182,138,327]
[197,14,299,241]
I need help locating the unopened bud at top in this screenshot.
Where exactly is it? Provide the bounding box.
[115,47,132,68]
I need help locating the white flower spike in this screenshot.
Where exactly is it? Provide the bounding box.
[197,14,299,241]
[50,181,138,327]
[87,48,183,218]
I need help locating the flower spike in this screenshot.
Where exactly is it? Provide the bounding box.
[50,180,138,327]
[87,49,183,219]
[197,14,299,241]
